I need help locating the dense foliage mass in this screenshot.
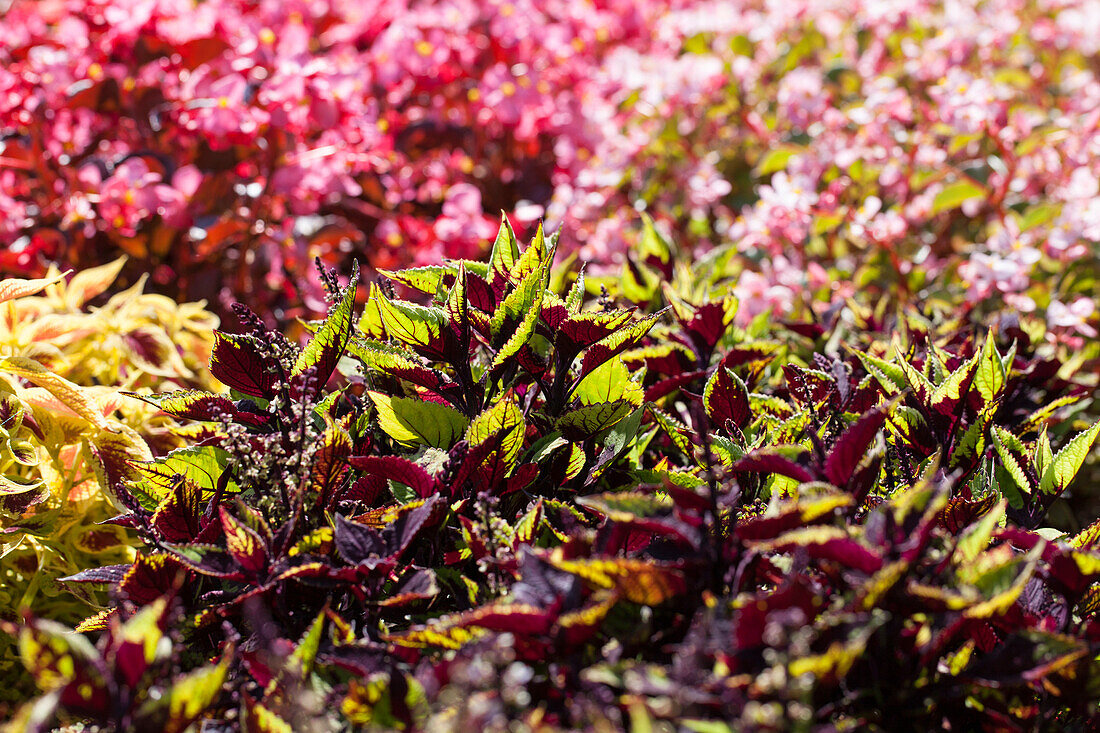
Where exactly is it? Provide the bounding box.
[0,261,217,707]
[3,221,1098,731]
[1,0,1098,334]
[1,0,1098,730]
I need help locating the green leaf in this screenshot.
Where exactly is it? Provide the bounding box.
[954,499,1006,564]
[510,222,552,283]
[138,654,229,733]
[285,612,325,680]
[931,179,986,216]
[367,392,469,449]
[853,349,906,394]
[991,426,1032,496]
[930,355,976,412]
[487,214,520,285]
[378,265,452,295]
[755,145,801,176]
[1038,422,1100,495]
[465,395,525,466]
[491,264,547,368]
[19,618,101,691]
[638,213,672,264]
[974,330,1006,402]
[571,356,644,407]
[375,293,448,357]
[556,400,633,440]
[136,445,235,497]
[564,266,586,313]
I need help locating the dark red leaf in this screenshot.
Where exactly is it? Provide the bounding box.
[209,331,277,398]
[823,404,890,487]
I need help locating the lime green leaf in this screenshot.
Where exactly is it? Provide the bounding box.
[487,215,520,285]
[367,391,469,449]
[465,395,525,466]
[556,400,633,440]
[572,356,643,407]
[1038,422,1100,495]
[991,426,1032,496]
[852,350,906,394]
[375,293,448,356]
[974,331,1006,402]
[140,654,229,733]
[378,265,452,295]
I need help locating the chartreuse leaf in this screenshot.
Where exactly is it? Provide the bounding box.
[284,612,325,681]
[579,311,662,376]
[378,265,452,295]
[788,616,884,680]
[292,260,358,387]
[491,264,546,369]
[367,391,469,449]
[375,292,448,356]
[990,426,1032,497]
[490,259,545,339]
[639,212,672,264]
[963,544,1042,619]
[974,330,1007,402]
[954,499,1007,565]
[137,445,234,495]
[487,214,520,285]
[951,404,996,467]
[1033,427,1054,481]
[571,356,644,407]
[1038,422,1100,495]
[929,355,977,412]
[465,394,525,466]
[578,491,674,522]
[19,617,101,691]
[648,404,694,456]
[557,401,633,440]
[242,701,294,733]
[852,349,906,394]
[139,652,230,733]
[510,222,551,282]
[358,283,388,339]
[564,265,585,313]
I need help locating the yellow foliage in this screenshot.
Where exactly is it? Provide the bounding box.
[0,259,217,708]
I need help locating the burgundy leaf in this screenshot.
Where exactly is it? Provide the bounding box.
[209,331,277,398]
[348,455,438,498]
[705,367,751,431]
[823,404,890,487]
[730,449,816,483]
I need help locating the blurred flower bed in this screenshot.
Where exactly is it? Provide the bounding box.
[0,0,1096,336]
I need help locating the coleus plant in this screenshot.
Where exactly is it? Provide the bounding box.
[0,263,217,714]
[9,218,1100,730]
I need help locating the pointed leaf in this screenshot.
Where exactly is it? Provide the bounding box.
[293,261,359,390]
[1039,422,1100,495]
[824,403,890,487]
[704,366,751,431]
